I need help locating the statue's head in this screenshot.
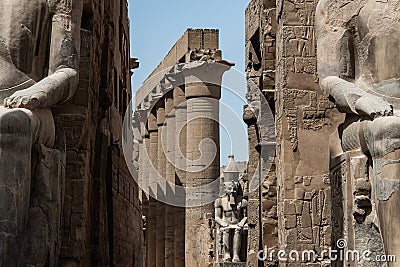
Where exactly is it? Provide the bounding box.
[223,181,238,196]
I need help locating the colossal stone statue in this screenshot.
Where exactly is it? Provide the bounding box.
[215,181,248,263]
[316,0,400,263]
[0,0,82,265]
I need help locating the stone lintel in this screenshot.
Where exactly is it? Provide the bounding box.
[136,29,219,107]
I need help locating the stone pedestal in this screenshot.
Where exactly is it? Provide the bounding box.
[330,150,385,267]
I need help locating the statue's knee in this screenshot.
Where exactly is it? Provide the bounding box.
[369,117,400,139]
[0,109,31,136]
[385,119,400,139]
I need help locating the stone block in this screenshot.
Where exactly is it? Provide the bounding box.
[295,176,303,184]
[285,215,297,229]
[284,200,297,215]
[301,202,312,228]
[303,176,312,186]
[295,188,305,200]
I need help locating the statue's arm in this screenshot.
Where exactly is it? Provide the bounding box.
[4,0,83,109]
[238,199,248,227]
[316,0,392,118]
[214,199,228,227]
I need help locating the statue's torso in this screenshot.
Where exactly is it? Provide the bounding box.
[355,0,400,104]
[0,0,50,99]
[220,196,242,225]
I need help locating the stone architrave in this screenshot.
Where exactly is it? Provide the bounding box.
[0,0,82,265]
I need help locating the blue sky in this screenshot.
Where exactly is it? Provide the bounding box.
[128,0,250,166]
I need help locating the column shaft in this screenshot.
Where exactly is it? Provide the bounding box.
[174,86,186,266]
[164,93,175,267]
[147,111,158,267]
[156,104,166,267]
[185,82,221,267]
[138,122,150,265]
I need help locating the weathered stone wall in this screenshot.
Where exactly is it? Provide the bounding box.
[53,0,143,266]
[275,0,343,264]
[245,0,279,266]
[246,0,390,266]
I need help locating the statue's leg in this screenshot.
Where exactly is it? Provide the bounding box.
[374,149,400,266]
[222,228,231,261]
[0,107,53,266]
[232,228,241,262]
[216,227,222,260]
[0,107,33,266]
[364,117,400,266]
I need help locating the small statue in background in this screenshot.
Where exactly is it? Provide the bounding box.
[214,181,248,262]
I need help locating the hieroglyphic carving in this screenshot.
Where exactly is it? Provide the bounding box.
[283,89,334,151]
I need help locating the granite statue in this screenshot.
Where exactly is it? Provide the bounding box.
[0,0,82,265]
[316,0,400,263]
[215,181,248,262]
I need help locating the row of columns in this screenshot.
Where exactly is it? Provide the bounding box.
[135,61,232,267]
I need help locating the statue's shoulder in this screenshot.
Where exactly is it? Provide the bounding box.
[316,0,367,27]
[316,0,329,17]
[315,0,331,35]
[214,197,222,208]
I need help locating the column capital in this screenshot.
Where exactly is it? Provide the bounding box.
[183,60,233,82]
[182,60,234,99]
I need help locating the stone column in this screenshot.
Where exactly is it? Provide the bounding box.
[135,119,144,201]
[147,111,158,267]
[164,92,175,267]
[183,62,232,266]
[173,85,187,267]
[156,103,166,267]
[140,120,150,265]
[140,121,150,201]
